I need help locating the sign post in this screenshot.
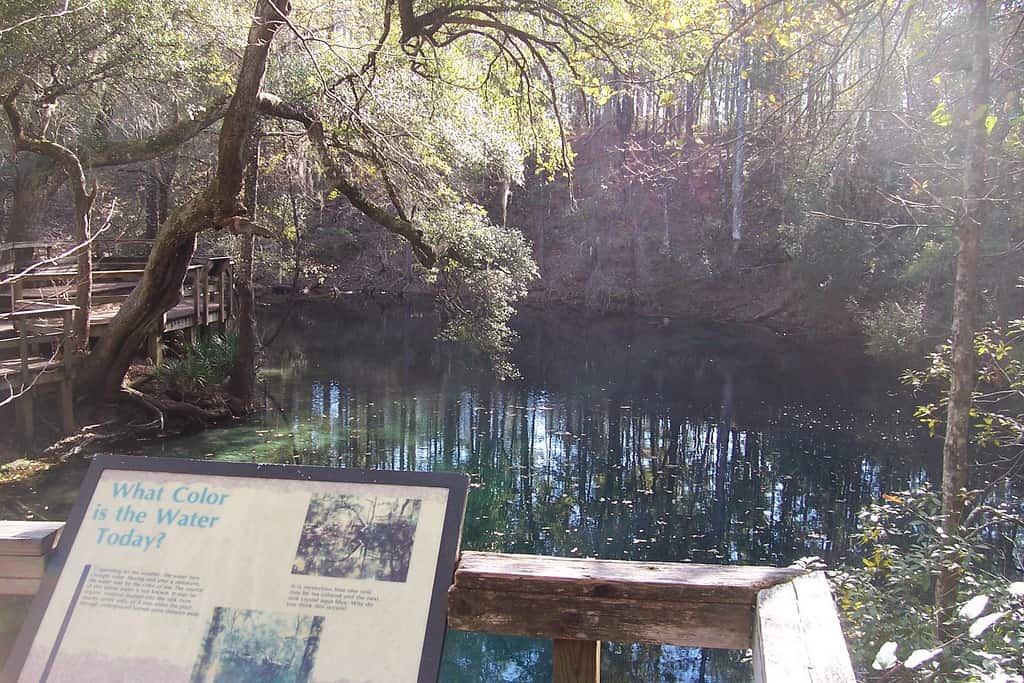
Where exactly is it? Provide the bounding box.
[3,456,468,683]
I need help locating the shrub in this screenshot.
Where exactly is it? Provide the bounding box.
[831,487,1024,681]
[153,332,239,394]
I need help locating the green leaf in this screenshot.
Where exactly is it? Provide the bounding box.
[959,594,989,620]
[929,102,952,128]
[985,115,998,136]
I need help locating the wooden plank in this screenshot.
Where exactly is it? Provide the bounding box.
[148,333,163,366]
[0,358,65,382]
[753,580,808,683]
[16,269,145,281]
[453,552,803,604]
[553,639,600,683]
[15,398,33,441]
[218,269,227,322]
[3,303,78,319]
[752,573,855,683]
[10,281,22,313]
[792,573,856,682]
[0,522,61,557]
[17,322,28,382]
[202,268,210,326]
[0,578,42,596]
[0,556,45,579]
[447,585,753,649]
[0,332,62,349]
[192,266,201,325]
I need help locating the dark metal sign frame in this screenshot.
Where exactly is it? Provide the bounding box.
[3,455,469,683]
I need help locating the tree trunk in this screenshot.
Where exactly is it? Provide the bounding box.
[497,175,511,228]
[231,128,261,407]
[8,157,58,244]
[81,0,291,397]
[71,183,92,346]
[83,196,212,395]
[936,0,989,634]
[731,41,749,244]
[145,170,160,239]
[3,89,94,347]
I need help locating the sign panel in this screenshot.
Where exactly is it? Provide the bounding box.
[4,456,468,683]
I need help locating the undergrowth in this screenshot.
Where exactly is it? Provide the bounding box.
[153,333,239,394]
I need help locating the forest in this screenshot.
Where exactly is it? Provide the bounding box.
[1,0,1023,680]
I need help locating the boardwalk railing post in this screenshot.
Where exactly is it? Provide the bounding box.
[11,280,22,313]
[553,639,600,683]
[191,266,201,343]
[218,269,227,328]
[15,320,32,440]
[202,268,210,327]
[60,308,75,433]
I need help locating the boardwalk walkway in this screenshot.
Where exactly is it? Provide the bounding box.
[0,241,234,439]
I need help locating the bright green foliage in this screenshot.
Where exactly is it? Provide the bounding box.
[423,205,539,378]
[0,0,244,133]
[155,333,240,394]
[903,321,1024,446]
[832,488,1024,681]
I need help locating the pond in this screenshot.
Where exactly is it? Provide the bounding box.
[0,300,937,681]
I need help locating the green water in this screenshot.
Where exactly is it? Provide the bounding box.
[2,301,935,681]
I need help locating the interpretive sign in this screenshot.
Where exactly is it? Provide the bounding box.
[3,456,469,683]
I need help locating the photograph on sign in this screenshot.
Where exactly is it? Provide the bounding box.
[3,457,467,683]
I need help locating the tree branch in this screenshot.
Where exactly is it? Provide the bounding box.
[257,93,438,267]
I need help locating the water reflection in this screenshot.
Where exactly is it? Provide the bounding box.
[4,301,937,681]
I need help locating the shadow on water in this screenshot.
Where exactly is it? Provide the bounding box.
[0,301,938,681]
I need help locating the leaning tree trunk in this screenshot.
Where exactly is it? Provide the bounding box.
[70,176,93,346]
[936,0,989,635]
[82,195,217,396]
[80,0,291,398]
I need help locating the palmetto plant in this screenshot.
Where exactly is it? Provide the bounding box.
[154,333,240,394]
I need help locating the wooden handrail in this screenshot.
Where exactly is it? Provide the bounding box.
[0,522,855,683]
[2,303,79,320]
[11,269,147,281]
[446,551,857,683]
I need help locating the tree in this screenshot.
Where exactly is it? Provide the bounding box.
[0,0,238,242]
[74,0,656,395]
[81,0,289,396]
[936,0,991,633]
[3,87,96,344]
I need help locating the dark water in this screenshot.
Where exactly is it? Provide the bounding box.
[1,301,937,681]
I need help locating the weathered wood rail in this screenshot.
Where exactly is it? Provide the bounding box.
[0,522,855,682]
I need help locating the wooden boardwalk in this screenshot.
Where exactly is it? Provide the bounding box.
[1,241,233,439]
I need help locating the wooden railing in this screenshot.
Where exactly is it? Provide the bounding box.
[4,260,232,334]
[0,522,855,682]
[0,304,78,437]
[0,240,160,277]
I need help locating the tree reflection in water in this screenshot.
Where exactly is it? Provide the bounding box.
[143,302,935,681]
